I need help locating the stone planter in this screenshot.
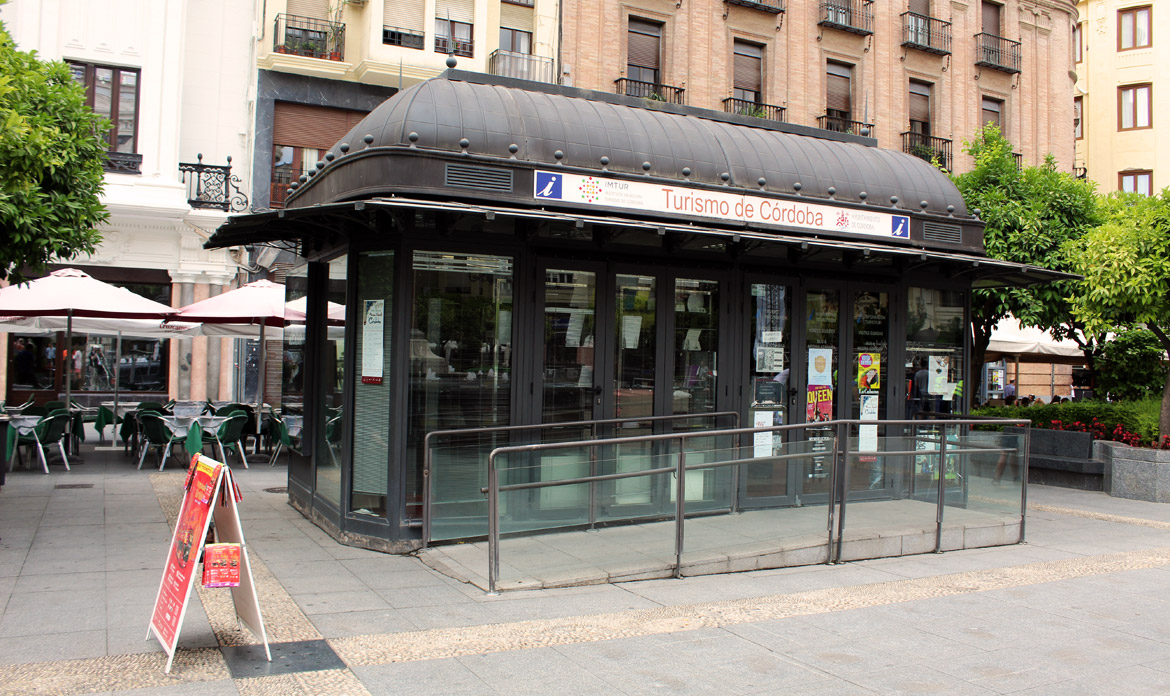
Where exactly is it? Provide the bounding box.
[1004,426,1103,491]
[1097,440,1170,502]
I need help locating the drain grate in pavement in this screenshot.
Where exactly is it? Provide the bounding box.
[221,639,345,678]
[263,486,288,494]
[54,483,94,489]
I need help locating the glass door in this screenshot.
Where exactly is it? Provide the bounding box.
[847,288,892,496]
[799,287,842,498]
[742,281,795,507]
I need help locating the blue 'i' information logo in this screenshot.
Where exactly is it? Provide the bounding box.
[891,215,910,238]
[534,171,562,199]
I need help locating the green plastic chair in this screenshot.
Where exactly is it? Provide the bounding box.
[137,413,187,471]
[210,413,249,468]
[9,412,71,474]
[22,405,47,418]
[267,412,302,466]
[44,400,67,411]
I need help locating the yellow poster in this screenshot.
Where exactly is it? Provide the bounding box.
[857,352,880,393]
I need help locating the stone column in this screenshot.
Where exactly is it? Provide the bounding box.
[175,281,195,400]
[189,282,210,401]
[205,284,223,402]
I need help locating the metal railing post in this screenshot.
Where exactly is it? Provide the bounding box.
[825,424,839,564]
[675,442,686,579]
[934,424,948,553]
[834,422,850,564]
[422,437,432,548]
[487,450,501,594]
[1019,423,1031,543]
[729,415,741,514]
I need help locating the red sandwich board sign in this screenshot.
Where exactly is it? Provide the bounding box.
[148,454,270,673]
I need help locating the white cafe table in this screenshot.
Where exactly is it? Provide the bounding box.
[160,414,231,439]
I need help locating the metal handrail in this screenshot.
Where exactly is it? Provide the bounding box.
[482,417,1031,592]
[422,410,740,545]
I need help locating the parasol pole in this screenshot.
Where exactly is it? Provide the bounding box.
[257,322,266,406]
[65,308,72,409]
[112,330,122,442]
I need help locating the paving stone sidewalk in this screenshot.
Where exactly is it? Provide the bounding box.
[2,443,1170,695]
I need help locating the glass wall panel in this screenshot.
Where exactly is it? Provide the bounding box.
[316,255,348,508]
[604,274,657,514]
[539,269,597,516]
[803,288,839,495]
[282,266,311,490]
[746,283,791,500]
[410,252,513,523]
[672,278,722,507]
[352,251,393,517]
[849,290,889,491]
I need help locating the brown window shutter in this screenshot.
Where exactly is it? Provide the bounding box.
[274,102,369,151]
[628,20,661,69]
[384,0,425,32]
[288,0,329,18]
[908,0,930,15]
[733,42,762,93]
[981,98,1002,127]
[982,1,1001,34]
[909,82,931,123]
[826,68,851,113]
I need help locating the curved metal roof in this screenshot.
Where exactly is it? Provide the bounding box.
[291,71,967,217]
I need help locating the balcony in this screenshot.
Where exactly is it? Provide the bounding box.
[1013,152,1023,170]
[274,14,345,61]
[723,97,786,123]
[818,0,874,36]
[488,50,555,83]
[901,12,951,55]
[724,0,785,14]
[614,78,685,104]
[179,154,249,213]
[104,151,142,175]
[383,25,425,50]
[1074,166,1087,180]
[435,35,473,57]
[902,132,952,171]
[974,33,1021,74]
[817,113,873,135]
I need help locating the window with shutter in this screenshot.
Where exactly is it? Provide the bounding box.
[733,41,763,103]
[908,0,930,16]
[909,80,931,135]
[981,97,1002,128]
[288,0,329,19]
[500,2,534,32]
[826,62,852,121]
[384,0,425,33]
[627,18,662,84]
[982,1,1001,35]
[435,0,474,24]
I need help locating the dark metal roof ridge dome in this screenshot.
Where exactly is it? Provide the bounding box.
[291,72,968,217]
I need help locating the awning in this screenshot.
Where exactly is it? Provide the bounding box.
[207,197,1076,289]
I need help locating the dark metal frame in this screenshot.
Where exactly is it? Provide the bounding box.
[383,25,425,50]
[487,50,555,83]
[902,131,953,171]
[274,13,346,61]
[901,11,952,55]
[974,32,1021,74]
[179,154,250,212]
[613,78,686,104]
[724,0,785,14]
[817,0,875,35]
[723,97,786,122]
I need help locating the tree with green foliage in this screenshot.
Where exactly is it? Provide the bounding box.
[1094,328,1168,402]
[0,20,108,283]
[1066,190,1170,438]
[951,124,1101,400]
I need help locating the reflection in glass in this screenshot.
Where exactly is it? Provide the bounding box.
[849,290,889,491]
[317,255,347,508]
[803,288,839,495]
[906,287,966,418]
[672,278,721,507]
[409,252,513,521]
[746,283,791,500]
[608,274,656,509]
[352,252,393,516]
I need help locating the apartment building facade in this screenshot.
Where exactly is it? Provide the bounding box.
[1073,0,1165,194]
[0,0,253,404]
[562,0,1078,174]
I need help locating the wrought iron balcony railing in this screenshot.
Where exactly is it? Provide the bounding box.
[901,12,952,55]
[435,35,474,57]
[274,13,345,61]
[817,113,873,135]
[104,151,143,175]
[723,97,786,123]
[724,0,785,14]
[383,25,425,50]
[488,50,555,83]
[179,154,249,213]
[818,0,874,35]
[975,32,1021,74]
[902,132,952,171]
[1013,152,1023,170]
[614,78,686,104]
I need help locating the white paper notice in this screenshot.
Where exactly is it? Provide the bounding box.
[859,394,879,452]
[565,311,584,348]
[683,329,702,351]
[622,315,642,349]
[361,300,384,385]
[928,355,949,394]
[761,330,783,343]
[942,382,958,401]
[808,348,833,386]
[754,410,774,458]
